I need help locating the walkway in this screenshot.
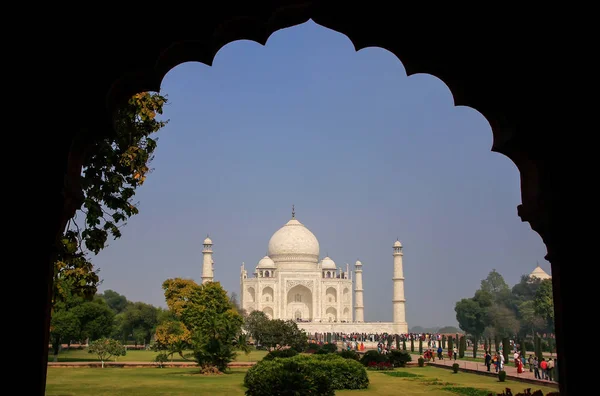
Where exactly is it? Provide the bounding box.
[424,356,558,389]
[47,361,256,368]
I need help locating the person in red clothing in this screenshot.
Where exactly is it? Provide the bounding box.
[517,356,524,373]
[539,358,548,379]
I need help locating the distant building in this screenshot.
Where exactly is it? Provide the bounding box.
[529,264,551,280]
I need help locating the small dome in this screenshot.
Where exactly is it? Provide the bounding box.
[321,256,336,270]
[355,260,362,266]
[257,256,276,269]
[204,236,213,245]
[394,240,402,248]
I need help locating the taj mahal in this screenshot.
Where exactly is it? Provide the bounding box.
[200,207,409,334]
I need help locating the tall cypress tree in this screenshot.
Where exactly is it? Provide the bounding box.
[459,336,466,358]
[442,335,446,349]
[410,338,414,352]
[419,339,423,354]
[502,338,510,364]
[403,339,406,351]
[448,337,453,355]
[534,334,543,361]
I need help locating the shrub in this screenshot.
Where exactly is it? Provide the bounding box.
[337,350,360,361]
[388,350,412,367]
[305,343,321,354]
[245,359,333,396]
[360,350,387,367]
[262,349,298,361]
[367,361,393,371]
[452,363,459,373]
[244,354,368,395]
[418,357,425,367]
[321,343,338,354]
[498,370,507,382]
[154,353,168,368]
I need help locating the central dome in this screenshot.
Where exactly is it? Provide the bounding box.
[268,217,320,263]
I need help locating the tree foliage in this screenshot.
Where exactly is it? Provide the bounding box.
[244,310,270,345]
[53,92,168,312]
[88,338,126,368]
[455,268,554,348]
[78,92,168,254]
[162,278,199,317]
[53,231,100,309]
[161,279,243,372]
[534,279,554,332]
[97,289,129,314]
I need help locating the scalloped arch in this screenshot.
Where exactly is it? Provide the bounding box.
[106,4,520,171]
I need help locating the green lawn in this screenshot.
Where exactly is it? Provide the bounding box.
[48,349,268,363]
[46,365,558,396]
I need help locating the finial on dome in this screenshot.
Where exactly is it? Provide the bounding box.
[292,204,295,218]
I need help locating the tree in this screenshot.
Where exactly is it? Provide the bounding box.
[120,302,159,345]
[244,311,270,345]
[480,269,510,296]
[259,319,308,352]
[153,320,192,361]
[75,92,168,255]
[459,336,467,358]
[71,299,115,342]
[455,298,486,357]
[533,279,554,332]
[229,292,245,317]
[97,290,129,314]
[49,310,80,361]
[163,279,243,372]
[512,275,542,302]
[486,304,520,340]
[54,92,168,310]
[88,338,126,368]
[162,278,200,317]
[52,231,100,309]
[438,326,461,334]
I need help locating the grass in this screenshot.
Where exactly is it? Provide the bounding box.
[48,348,268,363]
[46,365,559,396]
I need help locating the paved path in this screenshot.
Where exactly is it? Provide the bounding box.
[48,361,256,368]
[424,357,558,388]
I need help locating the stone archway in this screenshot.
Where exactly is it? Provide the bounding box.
[326,307,337,322]
[38,5,575,395]
[287,284,313,321]
[262,286,274,303]
[325,287,337,303]
[246,286,256,303]
[263,306,274,319]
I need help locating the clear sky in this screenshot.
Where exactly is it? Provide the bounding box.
[94,21,549,329]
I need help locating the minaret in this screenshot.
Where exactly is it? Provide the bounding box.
[201,235,214,284]
[393,239,407,331]
[354,260,364,322]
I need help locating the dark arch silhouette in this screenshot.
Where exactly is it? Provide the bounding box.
[39,3,572,395]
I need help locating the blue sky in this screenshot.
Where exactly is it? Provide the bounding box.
[94,21,549,328]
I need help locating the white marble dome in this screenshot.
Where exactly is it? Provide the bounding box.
[394,240,402,248]
[268,218,320,263]
[257,255,276,268]
[321,256,336,269]
[204,236,213,245]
